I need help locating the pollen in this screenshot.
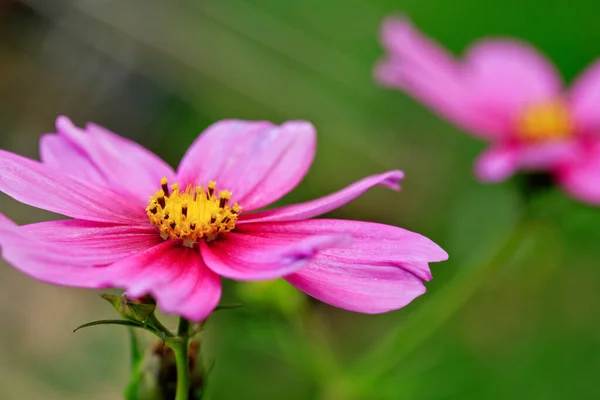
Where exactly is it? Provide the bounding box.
[146,178,241,246]
[515,100,574,143]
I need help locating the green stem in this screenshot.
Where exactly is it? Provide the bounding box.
[292,305,352,399]
[301,308,339,380]
[178,317,191,337]
[348,221,533,390]
[172,317,191,400]
[124,328,143,400]
[127,327,141,369]
[148,314,174,338]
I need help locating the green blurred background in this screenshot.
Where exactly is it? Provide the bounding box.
[2,0,600,399]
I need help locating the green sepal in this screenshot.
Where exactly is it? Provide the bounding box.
[101,293,157,323]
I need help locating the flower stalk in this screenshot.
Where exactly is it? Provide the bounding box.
[171,340,191,400]
[348,221,532,391]
[347,175,549,393]
[169,317,192,400]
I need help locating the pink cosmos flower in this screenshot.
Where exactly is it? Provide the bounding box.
[0,116,447,321]
[376,17,600,204]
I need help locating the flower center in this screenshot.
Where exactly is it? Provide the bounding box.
[515,100,574,143]
[146,178,241,247]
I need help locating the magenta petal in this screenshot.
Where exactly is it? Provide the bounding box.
[0,149,146,223]
[55,116,176,202]
[241,220,447,272]
[475,146,519,182]
[0,215,219,321]
[557,140,600,205]
[200,232,350,281]
[568,59,600,131]
[376,18,502,138]
[239,170,404,224]
[40,134,106,185]
[464,40,562,126]
[108,243,222,321]
[475,142,580,182]
[177,120,316,211]
[0,215,150,287]
[287,264,426,314]
[23,220,161,266]
[240,219,447,313]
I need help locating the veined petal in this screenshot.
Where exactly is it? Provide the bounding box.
[54,116,176,203]
[239,170,403,224]
[0,215,146,287]
[23,220,161,266]
[177,120,316,211]
[40,134,106,185]
[240,220,447,272]
[200,232,350,281]
[108,242,222,322]
[0,149,146,224]
[376,17,503,137]
[287,263,427,314]
[239,219,447,313]
[0,215,220,321]
[568,59,600,132]
[464,40,562,129]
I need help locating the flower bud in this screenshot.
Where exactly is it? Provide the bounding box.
[101,293,157,323]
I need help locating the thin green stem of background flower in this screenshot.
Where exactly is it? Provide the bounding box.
[347,219,536,393]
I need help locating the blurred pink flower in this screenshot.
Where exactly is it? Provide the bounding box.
[376,17,600,204]
[0,116,447,321]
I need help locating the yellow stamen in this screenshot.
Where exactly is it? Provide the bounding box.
[146,178,241,244]
[515,100,574,143]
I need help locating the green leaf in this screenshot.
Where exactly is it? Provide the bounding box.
[73,319,145,333]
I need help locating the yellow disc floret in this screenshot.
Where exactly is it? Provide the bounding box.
[515,100,574,143]
[147,178,241,246]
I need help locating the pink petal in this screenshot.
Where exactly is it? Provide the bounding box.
[475,141,579,182]
[200,232,350,281]
[0,214,220,320]
[54,116,176,203]
[23,220,161,266]
[0,149,146,224]
[556,140,600,205]
[568,59,600,132]
[240,219,447,313]
[287,264,426,314]
[376,17,503,137]
[108,242,222,321]
[40,134,106,185]
[239,170,404,224]
[464,40,562,130]
[0,215,154,287]
[176,120,316,211]
[475,146,519,182]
